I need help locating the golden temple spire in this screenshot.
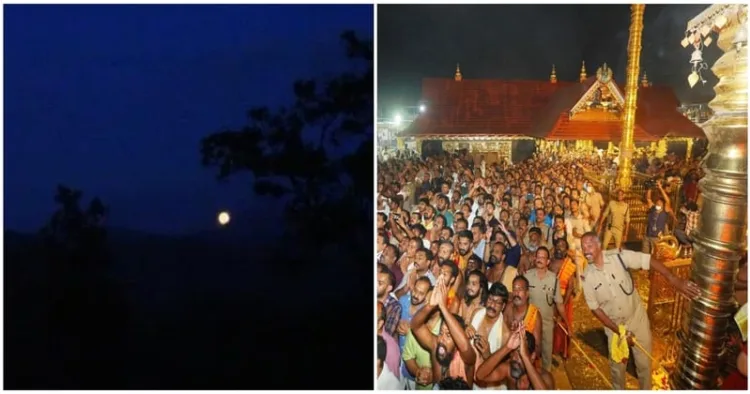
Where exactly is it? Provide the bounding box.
[454,63,463,81]
[550,64,557,83]
[580,60,587,83]
[641,71,649,87]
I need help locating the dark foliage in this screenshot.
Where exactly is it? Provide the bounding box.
[40,184,108,265]
[201,30,373,250]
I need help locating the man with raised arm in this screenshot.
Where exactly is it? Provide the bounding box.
[580,231,700,390]
[410,275,477,388]
[466,283,511,389]
[475,325,554,390]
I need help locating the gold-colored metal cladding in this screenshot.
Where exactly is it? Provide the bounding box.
[671,4,748,390]
[616,4,645,192]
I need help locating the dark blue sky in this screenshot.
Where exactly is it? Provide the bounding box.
[5,4,373,234]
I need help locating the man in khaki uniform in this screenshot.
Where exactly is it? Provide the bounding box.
[525,247,569,371]
[585,183,605,223]
[580,232,700,390]
[598,189,630,250]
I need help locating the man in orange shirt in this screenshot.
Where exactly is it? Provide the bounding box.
[549,238,576,360]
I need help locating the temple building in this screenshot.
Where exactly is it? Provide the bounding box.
[402,62,705,163]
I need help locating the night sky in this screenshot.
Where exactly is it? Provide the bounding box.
[5,4,373,234]
[378,4,718,118]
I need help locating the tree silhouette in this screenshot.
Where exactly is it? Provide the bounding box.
[201,31,372,249]
[41,184,108,264]
[38,185,126,388]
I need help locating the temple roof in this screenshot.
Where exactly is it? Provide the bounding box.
[404,78,574,137]
[404,68,706,141]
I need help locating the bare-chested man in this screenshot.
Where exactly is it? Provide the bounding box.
[466,283,511,389]
[475,325,555,390]
[411,275,477,387]
[456,230,475,273]
[456,269,488,323]
[503,276,543,362]
[486,241,518,292]
[467,283,510,360]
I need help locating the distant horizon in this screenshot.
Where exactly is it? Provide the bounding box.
[4,188,288,236]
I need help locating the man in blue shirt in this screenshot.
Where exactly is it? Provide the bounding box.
[436,194,454,228]
[397,277,432,349]
[496,221,522,268]
[471,223,488,257]
[643,182,673,254]
[396,276,432,383]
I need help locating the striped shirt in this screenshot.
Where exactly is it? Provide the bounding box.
[383,294,402,337]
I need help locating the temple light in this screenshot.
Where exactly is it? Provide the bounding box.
[394,114,402,125]
[419,104,426,113]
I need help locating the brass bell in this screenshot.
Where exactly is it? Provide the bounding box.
[690,49,703,64]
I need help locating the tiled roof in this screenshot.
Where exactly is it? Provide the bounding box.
[403,78,573,137]
[635,86,706,139]
[405,77,706,140]
[539,114,656,141]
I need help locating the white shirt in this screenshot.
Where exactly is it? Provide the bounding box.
[377,363,403,390]
[471,309,507,390]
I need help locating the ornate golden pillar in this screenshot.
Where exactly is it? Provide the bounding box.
[616,4,645,191]
[415,137,424,156]
[607,141,615,155]
[686,138,695,160]
[671,4,748,390]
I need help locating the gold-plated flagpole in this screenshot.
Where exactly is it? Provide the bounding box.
[616,4,645,191]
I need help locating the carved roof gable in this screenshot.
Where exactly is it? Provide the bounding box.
[569,64,625,119]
